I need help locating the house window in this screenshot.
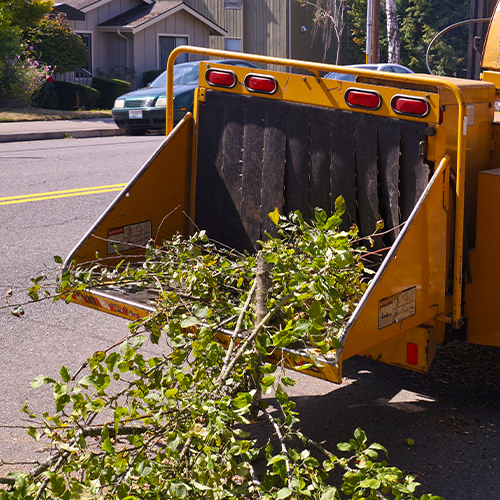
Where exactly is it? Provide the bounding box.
[159,36,188,70]
[78,33,92,72]
[224,38,241,52]
[224,0,242,9]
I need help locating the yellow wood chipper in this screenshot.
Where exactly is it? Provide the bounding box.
[65,4,500,384]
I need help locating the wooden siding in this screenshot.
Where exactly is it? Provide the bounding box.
[134,11,212,86]
[184,0,242,50]
[184,0,345,70]
[243,0,286,58]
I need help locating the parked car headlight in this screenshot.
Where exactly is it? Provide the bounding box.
[114,99,125,109]
[155,97,167,107]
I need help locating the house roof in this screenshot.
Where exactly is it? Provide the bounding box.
[53,2,86,20]
[57,0,153,13]
[97,1,227,36]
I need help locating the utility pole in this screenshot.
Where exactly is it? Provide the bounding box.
[371,0,380,63]
[366,0,380,63]
[366,0,372,63]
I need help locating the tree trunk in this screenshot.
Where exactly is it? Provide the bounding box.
[386,0,400,63]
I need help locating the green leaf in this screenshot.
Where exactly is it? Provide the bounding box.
[269,207,280,227]
[54,255,63,264]
[337,442,354,452]
[334,195,345,214]
[276,487,293,499]
[320,486,339,500]
[102,438,114,454]
[93,351,106,362]
[354,427,367,446]
[192,481,211,491]
[60,366,71,383]
[170,482,189,498]
[31,375,55,388]
[360,478,381,489]
[261,376,275,387]
[27,426,41,441]
[181,316,199,328]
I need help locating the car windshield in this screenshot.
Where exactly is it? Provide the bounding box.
[150,63,201,88]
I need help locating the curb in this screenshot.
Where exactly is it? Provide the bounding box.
[0,128,126,144]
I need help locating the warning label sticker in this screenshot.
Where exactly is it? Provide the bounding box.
[107,221,152,254]
[378,286,416,329]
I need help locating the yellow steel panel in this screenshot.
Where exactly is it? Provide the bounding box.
[340,159,449,360]
[357,324,440,373]
[482,3,500,72]
[198,62,441,124]
[466,169,500,347]
[71,289,154,320]
[65,116,193,266]
[70,289,342,383]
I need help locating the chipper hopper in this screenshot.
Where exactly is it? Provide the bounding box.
[65,9,500,382]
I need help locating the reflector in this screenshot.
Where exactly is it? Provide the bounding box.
[206,69,237,88]
[345,89,381,110]
[244,74,277,94]
[406,342,419,365]
[392,95,430,117]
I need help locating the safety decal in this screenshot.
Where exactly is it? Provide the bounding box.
[107,221,152,254]
[378,286,416,329]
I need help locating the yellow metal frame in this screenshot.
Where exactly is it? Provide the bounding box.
[481,1,500,72]
[340,156,450,360]
[166,46,468,328]
[196,63,440,124]
[65,115,193,267]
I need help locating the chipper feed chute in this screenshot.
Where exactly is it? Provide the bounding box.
[66,49,481,383]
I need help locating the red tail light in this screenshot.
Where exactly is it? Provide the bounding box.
[391,95,430,117]
[244,74,278,94]
[407,342,418,365]
[345,89,382,110]
[205,69,237,88]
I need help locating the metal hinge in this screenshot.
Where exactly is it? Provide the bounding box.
[419,140,427,158]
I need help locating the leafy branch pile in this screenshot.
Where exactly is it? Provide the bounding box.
[0,204,443,500]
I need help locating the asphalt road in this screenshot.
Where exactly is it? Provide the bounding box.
[1,135,500,499]
[0,135,165,471]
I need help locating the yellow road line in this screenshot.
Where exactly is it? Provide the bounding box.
[0,184,127,206]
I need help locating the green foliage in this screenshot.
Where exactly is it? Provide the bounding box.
[345,0,470,75]
[32,80,58,109]
[53,81,100,110]
[96,65,137,82]
[0,0,53,31]
[399,0,470,76]
[0,207,443,499]
[0,5,22,68]
[25,12,88,74]
[0,46,51,104]
[142,69,163,87]
[91,76,132,109]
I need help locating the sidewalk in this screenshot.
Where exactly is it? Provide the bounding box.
[0,118,125,143]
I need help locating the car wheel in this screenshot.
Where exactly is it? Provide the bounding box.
[126,129,147,136]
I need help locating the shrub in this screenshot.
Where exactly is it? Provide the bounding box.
[32,80,58,109]
[142,69,163,87]
[91,75,131,109]
[26,12,88,74]
[53,80,100,110]
[0,49,51,105]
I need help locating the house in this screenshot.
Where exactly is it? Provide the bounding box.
[183,0,342,68]
[54,0,228,88]
[54,0,343,88]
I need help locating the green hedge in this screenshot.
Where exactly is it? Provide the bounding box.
[91,76,131,109]
[32,82,59,110]
[52,81,100,110]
